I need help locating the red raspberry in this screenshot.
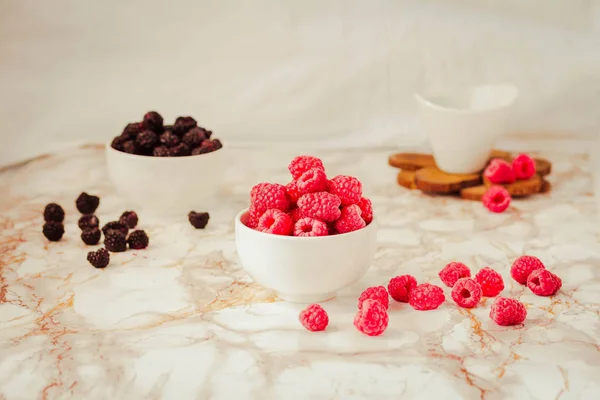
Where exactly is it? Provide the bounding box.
[510,255,545,285]
[527,269,561,296]
[251,183,290,215]
[299,304,329,331]
[297,168,328,195]
[353,299,389,336]
[251,182,270,201]
[482,185,511,213]
[451,278,482,308]
[293,217,329,237]
[387,275,417,303]
[484,158,516,184]
[334,204,366,234]
[474,267,504,297]
[489,297,527,326]
[328,175,362,205]
[257,209,293,235]
[357,197,373,224]
[288,155,325,180]
[297,192,341,222]
[357,286,389,310]
[512,153,536,180]
[288,207,304,223]
[246,206,261,228]
[439,262,471,288]
[285,181,301,204]
[409,283,445,311]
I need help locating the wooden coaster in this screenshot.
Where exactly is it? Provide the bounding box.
[415,167,481,194]
[460,185,487,201]
[540,179,551,193]
[483,174,542,197]
[534,158,551,176]
[388,153,435,170]
[397,170,417,189]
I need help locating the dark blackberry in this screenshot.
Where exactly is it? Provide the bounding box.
[119,211,138,229]
[87,248,110,268]
[173,116,197,135]
[127,230,149,249]
[182,127,208,148]
[121,122,143,139]
[152,146,170,157]
[205,130,213,139]
[188,211,210,229]
[76,192,100,214]
[163,124,174,131]
[43,203,65,222]
[169,143,191,157]
[104,231,127,252]
[81,228,101,245]
[102,221,128,236]
[43,221,64,241]
[142,111,164,132]
[78,214,99,230]
[159,130,180,147]
[111,136,126,151]
[191,139,223,155]
[135,130,158,150]
[122,140,138,154]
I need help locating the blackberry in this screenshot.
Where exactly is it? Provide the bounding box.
[104,231,127,252]
[43,203,65,222]
[135,130,158,150]
[159,130,180,147]
[142,111,164,132]
[119,211,138,229]
[87,248,110,268]
[191,139,222,155]
[81,228,101,245]
[43,221,64,241]
[182,127,207,148]
[102,221,128,236]
[163,124,174,131]
[153,146,170,157]
[121,122,143,139]
[122,140,138,154]
[169,143,191,157]
[111,136,126,151]
[188,211,210,229]
[78,214,99,230]
[173,116,197,135]
[76,192,100,214]
[127,230,149,249]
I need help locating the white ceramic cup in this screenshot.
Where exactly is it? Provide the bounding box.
[416,84,518,174]
[234,209,378,303]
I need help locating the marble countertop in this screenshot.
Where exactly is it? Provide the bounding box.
[1,146,600,400]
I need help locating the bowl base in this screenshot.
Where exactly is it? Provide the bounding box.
[277,292,336,304]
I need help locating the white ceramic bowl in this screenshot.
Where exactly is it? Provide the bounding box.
[234,209,378,303]
[105,142,228,218]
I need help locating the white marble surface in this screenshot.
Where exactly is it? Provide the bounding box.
[1,146,600,399]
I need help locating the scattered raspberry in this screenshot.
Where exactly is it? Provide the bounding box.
[142,111,164,132]
[188,211,210,229]
[510,255,545,285]
[285,181,301,204]
[388,275,417,303]
[299,304,329,332]
[357,286,389,310]
[288,155,325,180]
[135,130,159,150]
[257,209,293,235]
[357,197,373,224]
[182,127,207,148]
[353,299,389,336]
[169,143,191,157]
[527,269,561,296]
[81,228,101,245]
[76,192,100,214]
[297,192,341,222]
[173,116,197,134]
[334,204,366,234]
[159,130,180,147]
[482,186,511,213]
[293,217,328,237]
[512,153,536,180]
[328,175,362,206]
[104,231,127,252]
[474,267,504,297]
[119,211,138,229]
[191,139,222,155]
[296,168,328,195]
[121,122,143,138]
[439,262,471,288]
[451,278,482,308]
[489,297,527,326]
[78,214,99,230]
[288,207,303,223]
[101,221,128,236]
[484,158,516,184]
[43,203,65,222]
[409,283,445,311]
[87,248,110,269]
[122,140,138,154]
[127,230,149,249]
[43,222,64,242]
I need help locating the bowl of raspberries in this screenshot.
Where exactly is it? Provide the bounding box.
[234,155,377,303]
[106,111,227,217]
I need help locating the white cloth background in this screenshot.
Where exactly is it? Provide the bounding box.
[1,0,599,166]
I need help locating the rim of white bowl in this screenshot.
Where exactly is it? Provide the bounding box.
[235,208,377,240]
[105,140,226,161]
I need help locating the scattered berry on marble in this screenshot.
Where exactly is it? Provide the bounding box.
[334,204,366,234]
[104,231,127,252]
[474,267,504,297]
[250,183,290,217]
[512,153,536,180]
[285,181,301,204]
[188,211,210,229]
[78,214,99,230]
[87,248,110,269]
[159,130,180,147]
[257,209,293,235]
[409,283,445,311]
[358,286,389,310]
[489,297,527,326]
[484,158,516,184]
[43,221,65,242]
[439,261,471,288]
[297,192,341,223]
[182,127,208,148]
[152,146,170,157]
[127,230,149,250]
[135,130,159,150]
[75,192,100,214]
[510,255,545,285]
[43,203,65,223]
[293,217,328,237]
[173,116,197,135]
[388,275,418,303]
[119,211,138,229]
[169,142,191,157]
[328,175,362,206]
[296,168,328,195]
[357,197,373,224]
[451,278,483,308]
[288,155,325,180]
[299,304,329,332]
[482,185,511,213]
[354,299,389,336]
[142,111,164,132]
[102,221,128,236]
[526,269,561,296]
[81,228,101,245]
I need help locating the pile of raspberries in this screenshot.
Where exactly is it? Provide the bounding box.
[299,255,562,335]
[246,155,373,236]
[110,111,222,157]
[481,153,537,213]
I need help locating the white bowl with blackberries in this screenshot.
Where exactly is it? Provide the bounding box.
[106,111,227,218]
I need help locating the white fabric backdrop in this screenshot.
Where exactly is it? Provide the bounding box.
[1,0,599,166]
